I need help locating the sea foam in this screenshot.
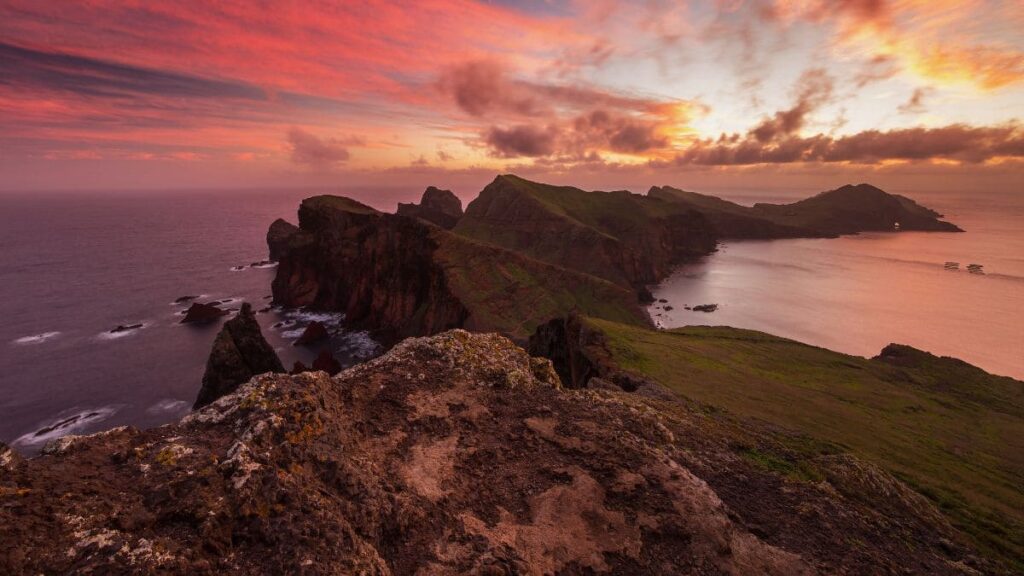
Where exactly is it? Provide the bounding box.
[12,331,61,345]
[12,406,119,449]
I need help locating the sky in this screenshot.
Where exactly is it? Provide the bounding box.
[1,0,1022,195]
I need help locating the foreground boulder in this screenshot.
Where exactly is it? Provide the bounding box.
[396,186,463,229]
[0,330,989,574]
[193,303,284,409]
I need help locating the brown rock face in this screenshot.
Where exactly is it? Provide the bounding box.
[396,186,463,229]
[270,196,470,338]
[0,331,981,574]
[528,313,669,396]
[267,218,303,261]
[193,303,285,409]
[311,349,342,375]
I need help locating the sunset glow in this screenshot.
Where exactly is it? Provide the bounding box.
[1,0,1022,192]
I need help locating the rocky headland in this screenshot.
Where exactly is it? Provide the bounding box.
[0,329,1001,574]
[649,183,963,237]
[4,175,1017,574]
[270,175,964,345]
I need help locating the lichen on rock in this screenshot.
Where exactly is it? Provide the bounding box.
[0,330,990,574]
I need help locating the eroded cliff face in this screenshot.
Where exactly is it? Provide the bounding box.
[269,194,649,341]
[271,196,470,338]
[0,331,982,575]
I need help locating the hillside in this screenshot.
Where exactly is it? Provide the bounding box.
[270,193,647,342]
[531,315,1024,569]
[455,175,717,290]
[0,330,996,574]
[650,183,963,237]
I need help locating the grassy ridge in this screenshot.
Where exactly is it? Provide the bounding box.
[434,232,649,341]
[589,318,1024,566]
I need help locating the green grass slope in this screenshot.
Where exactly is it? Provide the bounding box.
[454,175,716,288]
[434,232,649,341]
[650,183,962,236]
[588,318,1024,567]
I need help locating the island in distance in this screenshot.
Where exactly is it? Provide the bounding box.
[3,176,1020,575]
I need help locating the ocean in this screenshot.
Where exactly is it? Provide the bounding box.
[650,189,1024,380]
[1,186,1021,453]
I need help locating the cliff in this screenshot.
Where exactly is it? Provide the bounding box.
[650,183,962,237]
[272,196,469,338]
[396,186,463,229]
[270,194,647,341]
[542,316,1024,571]
[0,330,990,574]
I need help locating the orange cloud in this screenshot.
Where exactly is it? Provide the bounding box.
[768,0,1024,90]
[438,59,705,161]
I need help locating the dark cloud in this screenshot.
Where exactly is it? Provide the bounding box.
[440,59,699,160]
[853,55,899,87]
[675,123,1024,165]
[0,41,265,101]
[286,128,357,166]
[485,125,557,157]
[438,60,544,117]
[749,68,834,143]
[898,87,932,114]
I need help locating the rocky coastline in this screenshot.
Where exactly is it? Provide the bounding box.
[4,175,1019,574]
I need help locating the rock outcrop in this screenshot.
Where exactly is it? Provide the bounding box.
[266,218,302,261]
[293,320,329,346]
[180,302,229,324]
[396,186,463,229]
[193,303,285,409]
[269,194,648,341]
[270,196,471,338]
[0,330,985,574]
[528,313,669,396]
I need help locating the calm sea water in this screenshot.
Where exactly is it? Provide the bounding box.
[0,187,421,453]
[1,186,1021,453]
[650,189,1024,379]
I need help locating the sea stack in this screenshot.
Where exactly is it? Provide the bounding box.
[193,303,285,409]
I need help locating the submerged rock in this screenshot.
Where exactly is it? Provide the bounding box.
[293,320,329,346]
[180,302,229,324]
[692,303,718,313]
[193,303,284,409]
